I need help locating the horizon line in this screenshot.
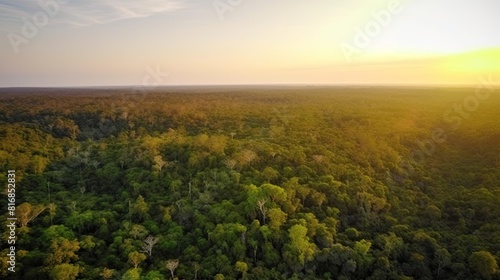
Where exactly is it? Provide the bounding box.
[1,83,499,90]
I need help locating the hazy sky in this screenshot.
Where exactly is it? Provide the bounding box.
[0,0,499,87]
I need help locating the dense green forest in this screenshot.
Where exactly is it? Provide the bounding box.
[0,86,499,280]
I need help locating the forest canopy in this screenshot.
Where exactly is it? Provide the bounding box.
[0,86,499,280]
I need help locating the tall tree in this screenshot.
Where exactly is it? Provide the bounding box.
[16,202,46,228]
[128,251,146,269]
[133,195,149,221]
[284,224,317,269]
[142,236,159,257]
[165,259,179,279]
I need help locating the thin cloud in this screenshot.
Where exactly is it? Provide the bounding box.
[0,0,185,30]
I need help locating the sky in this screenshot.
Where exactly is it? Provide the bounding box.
[0,0,499,87]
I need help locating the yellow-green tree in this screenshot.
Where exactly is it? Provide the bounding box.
[122,268,141,280]
[45,237,80,266]
[284,224,317,268]
[100,268,115,279]
[128,251,146,269]
[16,202,46,228]
[469,251,498,279]
[235,261,248,280]
[50,263,81,280]
[267,208,287,230]
[133,195,149,221]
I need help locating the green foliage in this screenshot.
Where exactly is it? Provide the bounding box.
[133,195,149,221]
[45,237,80,266]
[50,263,81,280]
[285,225,318,267]
[267,208,287,230]
[128,251,147,269]
[354,239,371,256]
[1,87,499,279]
[469,251,498,279]
[122,268,141,280]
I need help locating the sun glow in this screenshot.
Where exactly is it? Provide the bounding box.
[441,48,500,74]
